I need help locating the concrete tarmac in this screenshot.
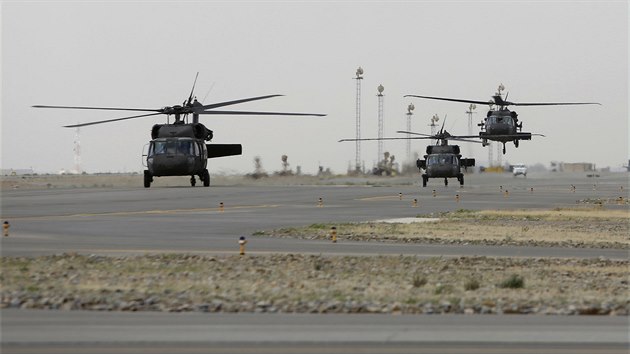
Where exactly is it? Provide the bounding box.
[1,172,628,353]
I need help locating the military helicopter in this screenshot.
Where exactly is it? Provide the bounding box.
[33,73,325,187]
[339,119,477,187]
[405,84,600,154]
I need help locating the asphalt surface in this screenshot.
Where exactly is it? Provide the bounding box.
[1,172,629,353]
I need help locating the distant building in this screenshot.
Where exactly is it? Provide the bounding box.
[1,168,34,176]
[550,162,595,173]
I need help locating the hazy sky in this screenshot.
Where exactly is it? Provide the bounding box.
[2,1,628,174]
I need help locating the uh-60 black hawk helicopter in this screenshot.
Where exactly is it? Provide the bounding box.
[33,73,325,187]
[339,119,477,187]
[405,84,600,154]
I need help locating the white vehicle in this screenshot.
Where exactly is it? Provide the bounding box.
[513,164,527,177]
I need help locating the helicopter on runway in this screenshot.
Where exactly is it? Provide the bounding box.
[33,73,326,187]
[405,84,600,154]
[339,119,477,187]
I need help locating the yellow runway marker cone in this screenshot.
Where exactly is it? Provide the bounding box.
[239,236,247,255]
[3,221,9,237]
[331,226,337,243]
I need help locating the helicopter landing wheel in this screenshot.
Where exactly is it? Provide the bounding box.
[458,173,464,186]
[502,144,506,154]
[190,176,196,187]
[143,170,152,188]
[202,169,210,187]
[444,178,448,186]
[422,174,428,187]
[514,140,519,148]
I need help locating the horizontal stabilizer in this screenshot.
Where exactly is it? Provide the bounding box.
[207,144,242,159]
[460,158,476,167]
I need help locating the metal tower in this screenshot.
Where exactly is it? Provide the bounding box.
[430,114,440,136]
[488,142,493,167]
[377,84,384,162]
[73,126,82,174]
[497,142,502,167]
[354,67,364,173]
[465,103,476,157]
[405,103,415,161]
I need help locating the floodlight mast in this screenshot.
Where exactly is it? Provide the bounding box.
[354,67,364,173]
[406,103,415,160]
[430,114,440,136]
[377,84,385,163]
[465,103,476,158]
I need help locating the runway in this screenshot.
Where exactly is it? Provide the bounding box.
[1,173,628,259]
[1,172,629,353]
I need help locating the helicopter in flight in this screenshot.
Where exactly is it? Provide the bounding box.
[33,73,325,188]
[405,84,600,154]
[339,119,477,187]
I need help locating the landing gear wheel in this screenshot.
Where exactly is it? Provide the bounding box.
[514,140,519,148]
[458,173,464,186]
[190,176,196,187]
[143,170,152,188]
[444,178,448,186]
[202,169,210,187]
[502,144,506,154]
[422,175,428,188]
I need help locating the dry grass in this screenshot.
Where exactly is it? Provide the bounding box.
[1,254,628,314]
[256,208,630,248]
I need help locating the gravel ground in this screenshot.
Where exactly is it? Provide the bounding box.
[2,254,628,315]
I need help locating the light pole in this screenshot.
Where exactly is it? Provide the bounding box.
[465,103,476,157]
[353,66,364,173]
[377,84,384,163]
[406,103,415,161]
[430,114,440,136]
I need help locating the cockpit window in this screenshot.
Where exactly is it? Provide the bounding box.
[428,154,454,165]
[488,114,514,125]
[151,139,198,156]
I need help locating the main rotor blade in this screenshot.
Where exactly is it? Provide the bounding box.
[63,112,164,128]
[196,110,326,117]
[483,134,546,138]
[509,102,601,106]
[32,105,161,112]
[447,137,484,144]
[197,95,284,111]
[396,130,433,137]
[339,137,434,142]
[396,130,479,139]
[404,95,490,105]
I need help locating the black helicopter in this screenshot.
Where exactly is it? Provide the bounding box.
[33,73,325,187]
[405,84,600,154]
[339,119,477,187]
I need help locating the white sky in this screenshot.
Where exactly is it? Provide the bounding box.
[2,1,628,174]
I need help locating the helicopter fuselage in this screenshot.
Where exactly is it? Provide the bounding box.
[147,137,208,177]
[143,122,242,187]
[478,109,532,153]
[416,144,475,187]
